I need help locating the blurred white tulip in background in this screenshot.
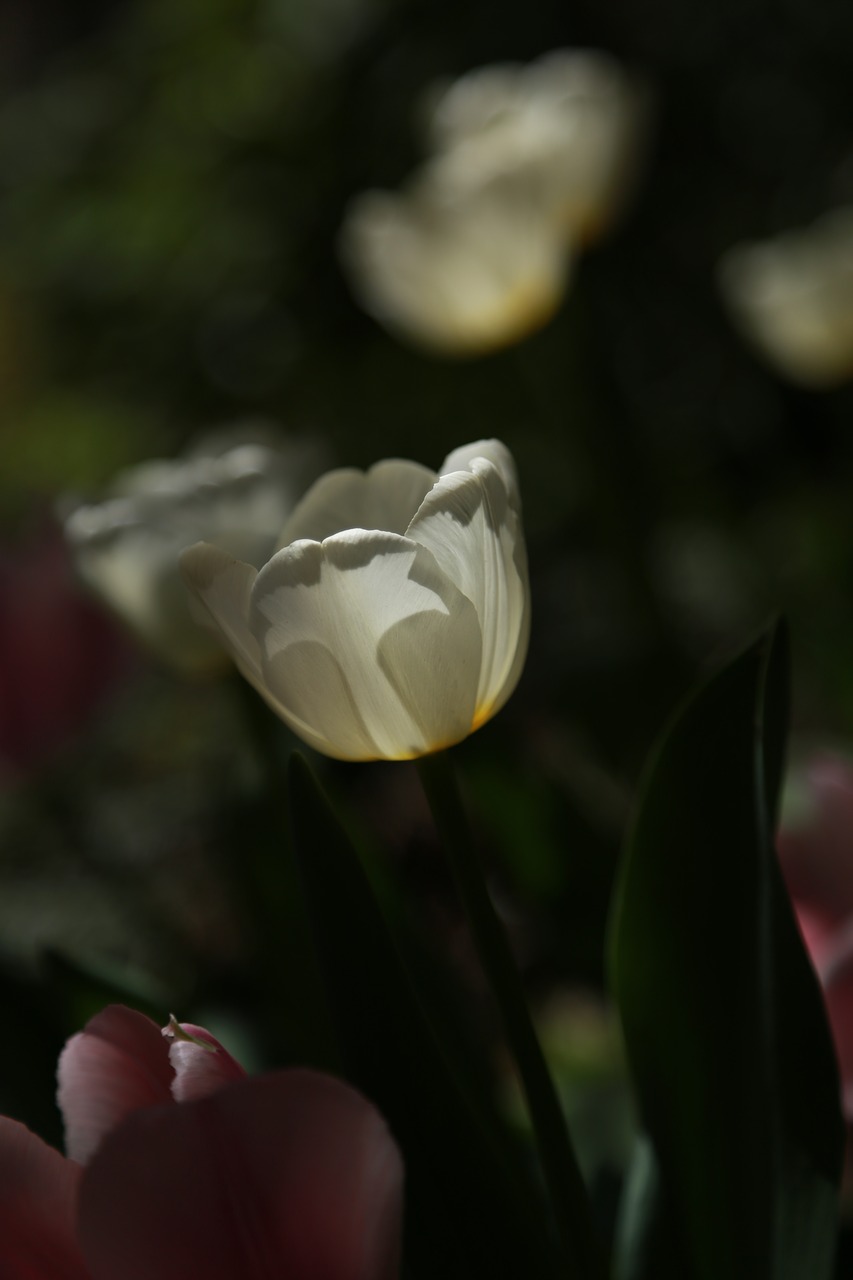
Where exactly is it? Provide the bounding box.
[65,436,313,675]
[719,207,853,388]
[340,48,649,356]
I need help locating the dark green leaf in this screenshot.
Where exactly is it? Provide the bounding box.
[609,621,843,1280]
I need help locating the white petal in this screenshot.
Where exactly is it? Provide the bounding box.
[64,442,295,674]
[427,63,526,148]
[179,543,267,694]
[65,515,226,674]
[339,173,570,356]
[426,49,648,244]
[408,459,530,726]
[250,531,482,760]
[718,209,853,387]
[278,460,437,548]
[439,438,521,507]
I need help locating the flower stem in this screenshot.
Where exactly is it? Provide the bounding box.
[416,750,605,1280]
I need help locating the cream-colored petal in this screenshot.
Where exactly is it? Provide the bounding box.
[65,512,227,674]
[179,543,266,692]
[427,49,648,245]
[438,439,521,508]
[278,460,437,548]
[408,459,529,726]
[524,50,649,242]
[64,442,297,675]
[426,62,525,146]
[106,446,293,568]
[339,171,570,356]
[250,531,482,760]
[718,209,853,387]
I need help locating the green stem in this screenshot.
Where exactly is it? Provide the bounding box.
[416,750,605,1279]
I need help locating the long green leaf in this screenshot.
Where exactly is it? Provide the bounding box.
[609,621,843,1280]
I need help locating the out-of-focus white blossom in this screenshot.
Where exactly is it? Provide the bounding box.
[65,440,307,675]
[181,439,530,761]
[426,48,649,244]
[340,167,570,356]
[339,48,648,356]
[718,207,853,388]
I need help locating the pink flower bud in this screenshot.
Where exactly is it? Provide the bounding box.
[161,1016,247,1102]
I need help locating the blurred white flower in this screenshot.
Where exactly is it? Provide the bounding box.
[340,48,647,356]
[718,207,853,388]
[65,440,307,675]
[181,439,530,761]
[340,166,570,356]
[426,48,649,244]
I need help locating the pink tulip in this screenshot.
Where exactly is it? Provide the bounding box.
[778,755,853,1121]
[0,1005,404,1280]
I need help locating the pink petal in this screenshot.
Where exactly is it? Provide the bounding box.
[792,900,839,973]
[0,1116,88,1279]
[57,1005,174,1165]
[778,755,853,919]
[161,1019,247,1102]
[817,926,853,1121]
[78,1070,404,1280]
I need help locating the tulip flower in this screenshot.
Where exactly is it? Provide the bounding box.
[180,439,530,761]
[426,48,649,245]
[64,440,306,675]
[1,1004,404,1279]
[56,1005,247,1164]
[339,164,571,356]
[339,49,647,355]
[778,755,853,1118]
[718,207,853,387]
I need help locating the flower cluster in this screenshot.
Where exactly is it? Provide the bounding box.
[340,49,648,355]
[64,437,530,762]
[2,1004,403,1279]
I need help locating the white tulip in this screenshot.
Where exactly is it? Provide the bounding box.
[180,440,530,761]
[425,48,650,244]
[339,164,570,357]
[718,207,853,388]
[339,48,648,356]
[65,442,302,675]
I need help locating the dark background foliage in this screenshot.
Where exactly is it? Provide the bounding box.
[1,0,852,1263]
